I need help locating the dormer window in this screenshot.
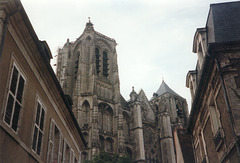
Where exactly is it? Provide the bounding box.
[103,51,109,77]
[95,48,100,74]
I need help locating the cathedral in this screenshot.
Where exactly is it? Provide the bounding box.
[56,20,189,163]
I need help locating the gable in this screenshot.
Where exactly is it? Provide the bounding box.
[138,90,155,123]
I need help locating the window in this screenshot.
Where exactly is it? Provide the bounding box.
[102,51,108,77]
[209,105,221,135]
[95,48,100,74]
[106,138,113,153]
[82,100,90,127]
[63,141,71,163]
[176,104,183,118]
[47,120,64,163]
[74,52,80,80]
[4,64,25,132]
[99,135,105,151]
[32,100,45,155]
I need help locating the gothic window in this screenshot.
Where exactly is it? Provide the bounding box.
[107,111,113,132]
[74,52,80,80]
[99,135,105,151]
[83,132,89,146]
[81,151,88,162]
[126,147,132,159]
[32,100,45,156]
[82,101,90,126]
[98,111,103,130]
[4,64,26,132]
[176,104,183,118]
[123,112,130,137]
[98,103,113,133]
[106,137,113,153]
[103,113,108,131]
[95,48,100,74]
[102,51,109,77]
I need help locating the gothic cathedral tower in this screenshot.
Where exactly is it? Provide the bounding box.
[56,20,123,161]
[56,20,189,163]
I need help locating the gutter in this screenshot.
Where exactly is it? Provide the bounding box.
[0,16,8,60]
[0,6,20,60]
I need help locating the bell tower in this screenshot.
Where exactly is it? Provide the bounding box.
[56,19,122,160]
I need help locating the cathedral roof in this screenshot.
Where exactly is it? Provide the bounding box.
[151,80,181,101]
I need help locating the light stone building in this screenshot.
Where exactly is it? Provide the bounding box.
[56,20,189,163]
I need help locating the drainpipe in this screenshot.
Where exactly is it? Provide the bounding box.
[215,57,240,159]
[0,16,9,60]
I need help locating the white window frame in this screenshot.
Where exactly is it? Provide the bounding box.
[3,62,26,133]
[47,119,65,163]
[31,97,46,156]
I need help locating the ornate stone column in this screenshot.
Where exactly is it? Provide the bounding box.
[91,101,99,156]
[158,112,176,163]
[117,111,125,155]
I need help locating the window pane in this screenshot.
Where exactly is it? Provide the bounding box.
[32,126,38,151]
[16,76,25,103]
[40,109,45,130]
[12,101,21,131]
[4,94,14,125]
[10,67,19,95]
[35,103,41,125]
[37,131,43,155]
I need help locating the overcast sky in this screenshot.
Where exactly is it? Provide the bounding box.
[21,0,236,110]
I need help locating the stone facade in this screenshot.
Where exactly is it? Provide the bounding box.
[186,1,240,163]
[0,0,86,163]
[56,20,189,163]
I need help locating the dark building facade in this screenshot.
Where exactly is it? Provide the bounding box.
[186,1,240,163]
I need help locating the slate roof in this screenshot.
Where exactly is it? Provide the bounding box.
[151,80,181,101]
[207,1,240,43]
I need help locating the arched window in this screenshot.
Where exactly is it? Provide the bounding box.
[74,52,80,80]
[81,151,88,162]
[99,135,105,151]
[95,48,100,74]
[106,137,113,153]
[123,112,130,137]
[82,101,90,127]
[102,51,108,77]
[83,132,89,146]
[98,111,103,130]
[98,103,113,133]
[126,147,132,159]
[176,104,183,118]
